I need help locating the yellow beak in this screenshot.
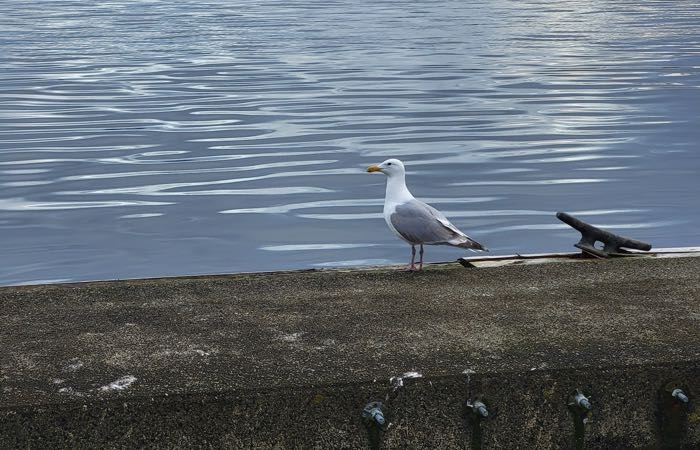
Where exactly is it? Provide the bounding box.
[366,165,382,173]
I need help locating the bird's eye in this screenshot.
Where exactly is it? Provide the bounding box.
[387,162,392,166]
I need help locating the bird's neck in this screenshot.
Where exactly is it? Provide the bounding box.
[385,174,414,204]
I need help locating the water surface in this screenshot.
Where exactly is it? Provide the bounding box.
[1,0,699,285]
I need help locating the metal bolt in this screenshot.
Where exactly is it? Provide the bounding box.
[573,391,591,410]
[467,399,489,418]
[362,401,386,426]
[671,388,689,404]
[390,376,403,392]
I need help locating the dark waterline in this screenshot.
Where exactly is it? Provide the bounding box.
[1,0,699,285]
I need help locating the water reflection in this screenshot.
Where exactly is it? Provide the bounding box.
[0,0,698,285]
[0,198,173,211]
[261,243,378,252]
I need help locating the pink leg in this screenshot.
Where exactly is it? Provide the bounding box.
[402,245,418,271]
[418,244,424,271]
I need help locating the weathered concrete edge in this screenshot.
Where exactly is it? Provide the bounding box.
[7,249,699,289]
[3,358,698,410]
[2,360,698,449]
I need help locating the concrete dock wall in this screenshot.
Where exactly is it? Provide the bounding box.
[1,256,699,448]
[4,364,699,448]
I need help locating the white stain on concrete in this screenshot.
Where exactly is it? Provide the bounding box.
[99,375,137,392]
[58,386,84,397]
[390,371,423,389]
[401,371,422,379]
[64,359,84,372]
[280,332,303,342]
[157,347,217,358]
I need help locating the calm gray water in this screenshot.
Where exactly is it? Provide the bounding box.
[1,0,699,285]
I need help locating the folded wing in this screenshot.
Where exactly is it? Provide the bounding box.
[390,199,486,250]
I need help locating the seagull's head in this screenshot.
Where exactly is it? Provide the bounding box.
[366,158,405,177]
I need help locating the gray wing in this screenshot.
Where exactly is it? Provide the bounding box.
[390,199,462,244]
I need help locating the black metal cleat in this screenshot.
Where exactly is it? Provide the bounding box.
[556,211,652,257]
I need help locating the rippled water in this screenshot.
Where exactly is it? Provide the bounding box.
[1,0,699,285]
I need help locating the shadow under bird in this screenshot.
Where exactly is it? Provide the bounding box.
[367,158,487,271]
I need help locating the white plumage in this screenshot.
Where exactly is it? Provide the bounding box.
[367,158,486,270]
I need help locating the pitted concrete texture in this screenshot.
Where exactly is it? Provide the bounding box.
[1,255,699,448]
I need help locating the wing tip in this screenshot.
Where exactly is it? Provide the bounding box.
[457,239,488,252]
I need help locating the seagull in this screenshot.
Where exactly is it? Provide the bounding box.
[367,158,487,271]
